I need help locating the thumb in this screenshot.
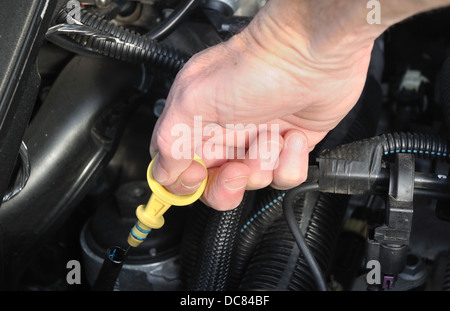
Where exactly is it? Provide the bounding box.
[150,108,199,186]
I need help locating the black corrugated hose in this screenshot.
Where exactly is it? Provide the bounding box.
[47,8,190,73]
[179,203,212,289]
[317,132,450,164]
[183,193,249,291]
[379,132,449,159]
[226,188,287,289]
[238,190,348,290]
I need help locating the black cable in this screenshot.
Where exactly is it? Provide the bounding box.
[45,27,103,58]
[92,246,128,291]
[147,0,202,41]
[282,182,328,291]
[47,9,189,73]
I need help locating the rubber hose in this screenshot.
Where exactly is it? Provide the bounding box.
[146,0,202,41]
[179,203,213,289]
[379,132,449,160]
[52,9,189,73]
[237,194,305,290]
[226,188,286,289]
[239,193,347,290]
[186,193,249,291]
[440,56,450,130]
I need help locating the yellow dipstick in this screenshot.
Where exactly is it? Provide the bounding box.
[127,154,207,247]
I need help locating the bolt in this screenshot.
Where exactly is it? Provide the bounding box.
[149,248,157,257]
[130,187,145,198]
[153,98,166,117]
[95,0,112,8]
[399,253,425,281]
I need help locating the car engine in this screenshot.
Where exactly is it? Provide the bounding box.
[1,0,450,293]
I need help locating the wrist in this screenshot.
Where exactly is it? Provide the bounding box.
[239,0,383,66]
[243,0,450,61]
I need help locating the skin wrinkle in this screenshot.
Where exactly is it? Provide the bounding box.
[256,8,311,61]
[242,17,317,77]
[225,43,310,122]
[223,175,249,184]
[276,116,337,139]
[304,1,376,58]
[236,20,310,75]
[181,180,203,189]
[236,23,370,116]
[206,10,368,128]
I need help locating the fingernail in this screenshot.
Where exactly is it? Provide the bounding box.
[223,176,248,191]
[152,159,169,184]
[181,179,204,189]
[286,133,305,152]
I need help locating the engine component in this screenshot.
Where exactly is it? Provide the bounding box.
[80,0,113,8]
[127,155,207,248]
[184,194,249,291]
[92,246,127,291]
[0,55,146,289]
[2,141,30,203]
[2,0,450,294]
[203,0,241,16]
[282,183,327,291]
[47,8,189,73]
[203,0,267,16]
[317,132,450,196]
[81,227,183,291]
[366,153,415,290]
[80,180,188,291]
[146,0,202,41]
[0,0,57,214]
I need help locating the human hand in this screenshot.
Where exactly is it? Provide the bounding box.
[149,0,381,210]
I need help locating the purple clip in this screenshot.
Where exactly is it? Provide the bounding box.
[382,275,395,289]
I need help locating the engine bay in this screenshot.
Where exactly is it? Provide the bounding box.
[1,0,450,293]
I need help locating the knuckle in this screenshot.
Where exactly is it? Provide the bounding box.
[154,130,173,157]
